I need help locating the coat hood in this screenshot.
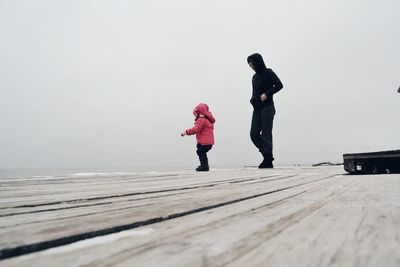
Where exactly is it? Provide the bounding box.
[247,53,267,73]
[193,103,216,123]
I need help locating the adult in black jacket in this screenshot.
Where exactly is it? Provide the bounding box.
[247,53,283,168]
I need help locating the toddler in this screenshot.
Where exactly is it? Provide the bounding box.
[181,103,216,171]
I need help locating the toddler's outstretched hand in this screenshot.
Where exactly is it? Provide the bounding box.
[181,131,187,137]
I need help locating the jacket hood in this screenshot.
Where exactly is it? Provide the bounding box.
[193,103,216,123]
[247,53,267,73]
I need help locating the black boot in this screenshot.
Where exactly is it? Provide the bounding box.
[196,144,212,172]
[196,165,209,172]
[258,153,274,169]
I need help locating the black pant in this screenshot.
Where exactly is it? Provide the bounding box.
[250,105,276,156]
[196,144,213,166]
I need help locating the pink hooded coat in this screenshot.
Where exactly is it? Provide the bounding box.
[185,103,216,145]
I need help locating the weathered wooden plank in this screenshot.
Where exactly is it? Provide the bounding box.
[225,175,400,267]
[0,172,298,218]
[0,170,337,252]
[0,171,282,207]
[2,173,398,267]
[0,170,375,267]
[0,168,327,212]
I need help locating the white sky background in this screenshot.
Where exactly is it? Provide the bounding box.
[0,0,399,169]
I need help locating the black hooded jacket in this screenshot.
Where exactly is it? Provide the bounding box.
[247,53,283,110]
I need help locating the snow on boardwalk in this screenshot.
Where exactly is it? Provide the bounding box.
[0,166,399,266]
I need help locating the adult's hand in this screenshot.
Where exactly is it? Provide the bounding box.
[260,93,267,101]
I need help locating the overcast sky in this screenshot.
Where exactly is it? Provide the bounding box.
[0,0,399,169]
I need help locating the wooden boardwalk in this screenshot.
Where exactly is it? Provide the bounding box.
[0,166,399,266]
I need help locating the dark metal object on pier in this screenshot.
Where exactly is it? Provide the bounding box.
[343,150,400,174]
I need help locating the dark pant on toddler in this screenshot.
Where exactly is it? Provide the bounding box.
[196,144,213,166]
